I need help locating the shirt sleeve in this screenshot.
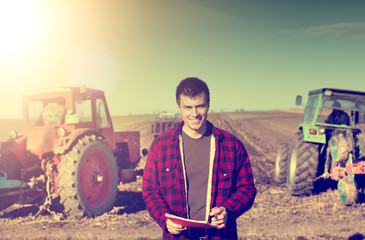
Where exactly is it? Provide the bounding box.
[142,141,172,230]
[221,141,257,220]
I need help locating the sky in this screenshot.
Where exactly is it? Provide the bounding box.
[1,0,365,118]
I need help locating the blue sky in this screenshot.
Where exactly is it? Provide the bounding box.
[1,0,365,117]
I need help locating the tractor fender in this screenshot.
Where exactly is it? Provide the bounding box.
[0,135,28,168]
[54,129,105,155]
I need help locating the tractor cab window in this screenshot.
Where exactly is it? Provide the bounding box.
[96,98,110,128]
[75,97,92,123]
[28,101,43,126]
[353,99,365,125]
[317,99,351,125]
[28,98,66,126]
[356,111,365,124]
[302,95,318,122]
[316,93,365,126]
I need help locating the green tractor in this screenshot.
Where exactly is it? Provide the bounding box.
[275,88,365,205]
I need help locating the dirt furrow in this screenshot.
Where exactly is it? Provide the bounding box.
[210,113,278,184]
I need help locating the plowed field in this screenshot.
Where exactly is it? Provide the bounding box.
[0,110,364,240]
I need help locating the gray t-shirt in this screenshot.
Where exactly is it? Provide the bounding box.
[182,127,212,221]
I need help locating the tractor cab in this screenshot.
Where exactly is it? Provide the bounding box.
[275,88,365,206]
[23,86,115,158]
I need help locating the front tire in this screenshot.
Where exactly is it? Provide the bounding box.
[287,132,319,195]
[274,143,290,184]
[57,135,118,218]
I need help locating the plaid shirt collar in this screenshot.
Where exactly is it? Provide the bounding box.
[171,120,224,142]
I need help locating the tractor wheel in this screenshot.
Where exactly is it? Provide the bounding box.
[274,143,290,184]
[0,153,23,212]
[57,135,118,218]
[337,177,358,205]
[287,132,319,195]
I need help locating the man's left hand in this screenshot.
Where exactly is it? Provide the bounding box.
[209,207,227,229]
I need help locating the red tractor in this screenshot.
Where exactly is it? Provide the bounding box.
[0,86,147,218]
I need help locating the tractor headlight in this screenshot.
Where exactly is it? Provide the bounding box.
[57,127,67,138]
[9,130,18,140]
[324,89,333,96]
[319,127,326,134]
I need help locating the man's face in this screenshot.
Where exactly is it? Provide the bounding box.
[177,93,209,137]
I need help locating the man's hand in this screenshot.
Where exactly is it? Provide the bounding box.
[166,218,187,235]
[209,207,228,229]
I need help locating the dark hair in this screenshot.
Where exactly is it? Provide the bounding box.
[176,77,210,106]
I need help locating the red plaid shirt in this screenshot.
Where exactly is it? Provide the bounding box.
[142,121,256,240]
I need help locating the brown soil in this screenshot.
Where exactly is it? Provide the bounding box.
[0,111,364,240]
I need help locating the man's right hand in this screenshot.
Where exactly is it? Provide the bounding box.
[166,218,187,235]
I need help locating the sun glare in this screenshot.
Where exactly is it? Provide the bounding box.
[0,0,42,60]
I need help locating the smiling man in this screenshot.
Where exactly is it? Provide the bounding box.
[142,77,256,240]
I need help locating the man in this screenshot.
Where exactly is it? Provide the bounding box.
[326,101,350,125]
[142,77,256,240]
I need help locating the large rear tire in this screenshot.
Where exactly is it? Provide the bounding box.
[274,143,290,184]
[287,132,319,195]
[57,135,118,218]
